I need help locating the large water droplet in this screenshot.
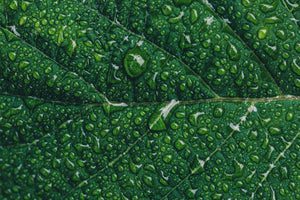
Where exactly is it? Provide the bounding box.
[149,99,179,131]
[227,42,241,61]
[259,2,278,13]
[258,27,268,39]
[161,4,173,16]
[124,47,148,78]
[291,58,300,75]
[269,126,281,135]
[213,104,224,118]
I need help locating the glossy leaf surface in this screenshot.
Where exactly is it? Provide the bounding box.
[0,0,299,199]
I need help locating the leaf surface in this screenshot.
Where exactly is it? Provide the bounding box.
[0,0,299,199]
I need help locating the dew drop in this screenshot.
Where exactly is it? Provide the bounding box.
[175,139,186,150]
[246,12,259,24]
[242,0,252,7]
[149,100,179,131]
[291,58,300,75]
[19,60,29,70]
[250,154,260,163]
[124,47,148,78]
[213,104,224,118]
[269,126,281,135]
[163,154,173,163]
[258,27,268,39]
[190,8,198,24]
[259,2,278,13]
[286,111,294,121]
[8,52,17,61]
[227,42,241,61]
[161,4,173,16]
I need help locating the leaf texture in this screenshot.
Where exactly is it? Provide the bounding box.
[0,0,299,200]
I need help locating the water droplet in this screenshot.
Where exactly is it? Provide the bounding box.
[242,0,252,7]
[246,12,259,24]
[161,4,173,16]
[9,0,18,10]
[276,29,287,40]
[175,139,186,150]
[190,8,199,24]
[279,165,289,179]
[291,58,300,75]
[168,11,184,24]
[21,1,31,11]
[250,154,260,163]
[33,71,41,79]
[19,16,27,26]
[85,123,94,131]
[143,175,153,187]
[52,158,61,169]
[211,193,222,200]
[286,111,294,121]
[279,61,288,71]
[8,52,16,61]
[263,44,278,59]
[149,100,179,131]
[186,188,198,198]
[258,27,268,39]
[202,39,212,48]
[259,2,278,13]
[130,162,142,174]
[222,183,229,192]
[213,104,224,118]
[269,126,281,135]
[65,158,75,170]
[19,60,29,70]
[189,111,204,126]
[124,47,148,78]
[265,16,283,24]
[163,154,173,163]
[48,27,56,35]
[227,42,241,61]
[40,168,50,177]
[198,127,209,135]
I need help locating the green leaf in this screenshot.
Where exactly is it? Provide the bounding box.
[0,0,299,199]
